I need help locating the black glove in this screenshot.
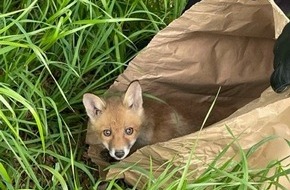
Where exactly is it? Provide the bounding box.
[270,22,290,93]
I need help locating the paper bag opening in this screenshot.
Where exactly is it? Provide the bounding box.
[85,0,290,187]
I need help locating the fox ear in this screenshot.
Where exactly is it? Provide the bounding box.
[123,81,143,110]
[83,93,106,119]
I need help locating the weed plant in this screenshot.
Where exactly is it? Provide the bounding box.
[107,130,290,190]
[0,0,289,189]
[0,0,186,189]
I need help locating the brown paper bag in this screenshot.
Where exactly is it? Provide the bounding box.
[85,0,290,186]
[106,87,290,188]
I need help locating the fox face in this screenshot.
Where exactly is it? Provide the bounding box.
[83,81,145,160]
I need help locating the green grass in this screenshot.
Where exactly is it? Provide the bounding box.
[107,130,290,190]
[0,0,289,189]
[0,0,187,189]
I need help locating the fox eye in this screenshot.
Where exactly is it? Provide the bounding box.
[125,127,133,135]
[103,129,111,137]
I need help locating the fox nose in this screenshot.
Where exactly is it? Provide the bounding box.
[114,150,125,159]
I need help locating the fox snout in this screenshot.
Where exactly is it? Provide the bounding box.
[103,137,137,160]
[114,150,126,159]
[108,147,130,160]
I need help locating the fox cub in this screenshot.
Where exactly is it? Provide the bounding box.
[83,81,192,160]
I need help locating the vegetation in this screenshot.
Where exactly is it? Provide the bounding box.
[0,0,187,189]
[108,134,290,190]
[0,0,289,189]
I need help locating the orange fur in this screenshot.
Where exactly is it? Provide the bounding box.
[83,81,192,160]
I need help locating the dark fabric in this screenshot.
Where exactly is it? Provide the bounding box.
[270,22,290,93]
[182,0,201,13]
[275,0,290,14]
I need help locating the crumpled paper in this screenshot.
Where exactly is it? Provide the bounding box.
[85,0,290,187]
